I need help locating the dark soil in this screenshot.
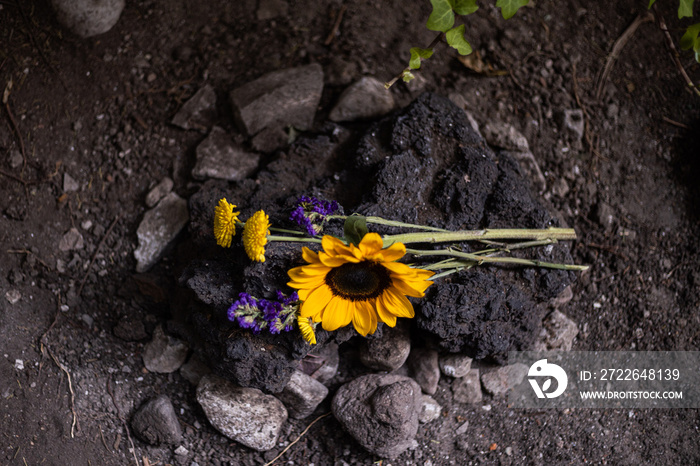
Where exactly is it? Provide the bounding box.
[1,1,699,465]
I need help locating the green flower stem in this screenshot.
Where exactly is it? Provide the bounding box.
[384,227,578,246]
[327,215,449,232]
[270,227,307,236]
[406,247,589,272]
[268,235,322,244]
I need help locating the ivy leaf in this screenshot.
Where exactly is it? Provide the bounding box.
[427,0,455,32]
[343,215,368,246]
[446,25,472,55]
[647,0,656,8]
[409,47,435,69]
[496,0,529,20]
[678,0,695,19]
[402,71,416,83]
[451,0,479,16]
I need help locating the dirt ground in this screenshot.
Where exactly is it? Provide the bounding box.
[1,0,699,465]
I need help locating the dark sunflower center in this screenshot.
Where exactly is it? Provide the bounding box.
[325,261,392,301]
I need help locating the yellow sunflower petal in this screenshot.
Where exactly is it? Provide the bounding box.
[301,247,321,264]
[319,251,357,267]
[376,297,397,327]
[358,232,384,257]
[321,297,353,332]
[391,277,428,298]
[299,284,333,315]
[373,241,406,262]
[352,301,378,336]
[381,287,415,318]
[382,261,413,276]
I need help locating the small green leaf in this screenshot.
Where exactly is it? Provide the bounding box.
[451,0,479,15]
[427,0,455,32]
[678,0,695,19]
[409,47,434,69]
[446,25,472,55]
[343,215,368,246]
[402,71,416,83]
[694,38,700,63]
[647,0,656,8]
[496,0,529,20]
[680,23,700,50]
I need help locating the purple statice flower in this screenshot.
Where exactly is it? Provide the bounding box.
[290,196,339,236]
[228,291,300,335]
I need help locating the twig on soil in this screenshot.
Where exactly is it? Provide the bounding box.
[595,12,653,100]
[572,61,604,162]
[78,214,121,297]
[99,425,113,455]
[40,297,79,438]
[263,412,332,466]
[661,116,689,129]
[324,4,347,46]
[652,5,700,97]
[107,376,140,466]
[7,248,51,270]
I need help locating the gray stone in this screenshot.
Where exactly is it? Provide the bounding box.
[482,122,529,152]
[134,192,189,273]
[535,310,578,351]
[559,109,585,141]
[196,374,287,452]
[63,173,79,192]
[452,369,482,404]
[595,201,615,232]
[332,374,421,459]
[250,126,289,153]
[192,126,260,181]
[418,394,442,424]
[301,342,339,384]
[407,348,440,395]
[145,177,174,208]
[50,0,125,38]
[277,370,329,419]
[229,64,323,136]
[551,285,574,309]
[257,0,288,20]
[328,77,395,123]
[171,85,217,132]
[551,178,570,197]
[58,227,84,251]
[8,150,23,169]
[180,354,211,386]
[130,395,182,445]
[502,150,546,194]
[359,322,411,371]
[480,363,529,396]
[113,314,148,341]
[142,325,189,374]
[438,354,472,378]
[5,290,21,305]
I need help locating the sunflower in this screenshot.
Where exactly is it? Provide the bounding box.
[287,233,434,336]
[242,210,270,262]
[213,198,240,248]
[297,315,317,345]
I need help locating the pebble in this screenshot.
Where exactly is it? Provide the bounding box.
[5,290,21,305]
[276,370,329,419]
[50,0,125,38]
[130,395,183,445]
[58,227,85,251]
[535,310,579,351]
[406,347,440,395]
[359,322,411,371]
[332,374,421,459]
[196,374,288,451]
[80,220,93,231]
[452,369,482,404]
[559,109,585,141]
[9,149,23,169]
[482,122,529,152]
[145,177,174,208]
[142,325,189,374]
[418,394,442,424]
[192,126,260,181]
[480,363,529,396]
[14,359,24,370]
[229,64,323,137]
[171,84,217,133]
[438,353,472,378]
[328,77,395,123]
[63,173,79,192]
[133,192,189,273]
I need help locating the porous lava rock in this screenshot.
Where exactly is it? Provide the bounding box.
[181,92,575,393]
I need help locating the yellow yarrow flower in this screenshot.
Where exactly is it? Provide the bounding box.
[297,315,317,345]
[242,210,270,262]
[213,198,240,248]
[287,233,434,336]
